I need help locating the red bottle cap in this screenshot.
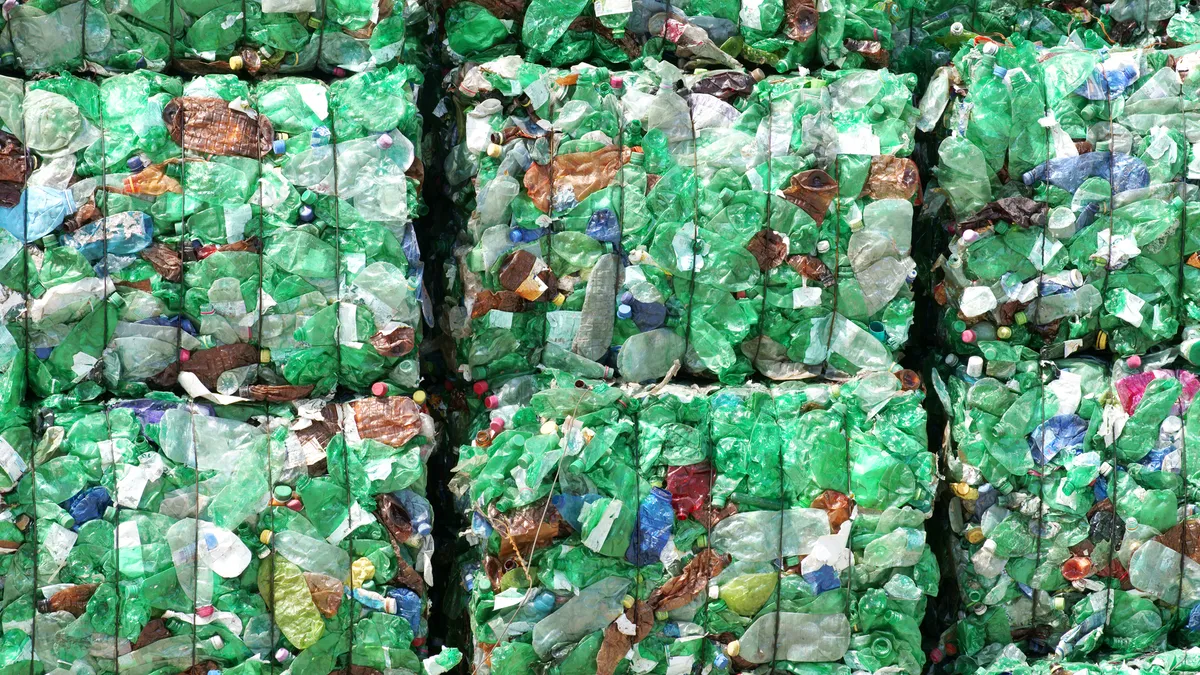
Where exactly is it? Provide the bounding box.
[473,381,489,396]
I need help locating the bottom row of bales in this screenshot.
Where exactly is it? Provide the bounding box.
[0,392,448,675]
[448,369,936,675]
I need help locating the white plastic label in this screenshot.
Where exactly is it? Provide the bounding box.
[489,310,514,329]
[0,436,26,481]
[594,0,632,16]
[792,287,822,309]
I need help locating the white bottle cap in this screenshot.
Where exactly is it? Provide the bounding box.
[966,356,984,378]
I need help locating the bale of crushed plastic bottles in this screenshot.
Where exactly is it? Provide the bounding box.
[441,0,897,71]
[0,0,435,75]
[933,347,1200,670]
[0,66,428,406]
[0,391,449,675]
[439,56,919,385]
[449,367,935,674]
[921,38,1200,361]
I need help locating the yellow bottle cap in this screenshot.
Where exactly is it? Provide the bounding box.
[413,389,427,404]
[259,530,272,545]
[622,594,635,608]
[966,528,985,545]
[229,55,243,71]
[726,640,741,657]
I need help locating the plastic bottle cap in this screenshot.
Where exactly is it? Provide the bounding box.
[260,349,271,363]
[228,55,243,70]
[486,143,502,158]
[127,156,144,172]
[617,304,633,319]
[484,395,499,409]
[272,139,287,155]
[961,229,979,244]
[179,349,190,362]
[621,594,635,608]
[654,610,668,620]
[413,389,427,404]
[372,382,390,396]
[259,529,272,545]
[489,418,505,433]
[333,67,347,77]
[552,294,566,307]
[1127,355,1142,369]
[966,356,984,378]
[950,21,964,34]
[1014,311,1027,325]
[961,329,976,343]
[273,485,292,500]
[275,648,291,662]
[473,381,489,396]
[286,499,302,511]
[966,528,985,544]
[708,584,720,599]
[997,326,1012,340]
[725,640,740,657]
[299,205,315,223]
[377,133,394,149]
[610,75,624,89]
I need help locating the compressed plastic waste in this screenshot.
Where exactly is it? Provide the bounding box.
[440,57,919,385]
[0,391,448,675]
[0,0,435,75]
[0,66,428,405]
[932,348,1200,668]
[442,0,894,71]
[922,38,1200,361]
[890,0,1197,80]
[449,367,935,674]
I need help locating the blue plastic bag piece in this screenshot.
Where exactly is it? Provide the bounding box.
[0,187,76,242]
[1187,603,1200,631]
[1093,475,1108,501]
[472,511,493,539]
[386,587,424,636]
[586,208,621,244]
[1028,414,1087,465]
[625,487,674,566]
[803,565,841,595]
[61,211,153,262]
[550,493,602,531]
[60,486,112,531]
[393,489,434,535]
[1022,152,1149,195]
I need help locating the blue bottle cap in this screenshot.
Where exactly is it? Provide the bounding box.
[273,139,287,155]
[714,654,730,669]
[299,205,315,223]
[126,156,144,172]
[417,522,432,535]
[509,229,524,243]
[617,304,633,320]
[620,291,633,304]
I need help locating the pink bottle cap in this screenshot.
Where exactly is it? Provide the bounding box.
[484,395,499,409]
[489,418,505,432]
[961,329,976,344]
[1127,355,1142,369]
[333,67,347,77]
[196,605,214,618]
[372,382,389,396]
[610,75,624,89]
[179,349,190,362]
[377,133,393,149]
[286,499,302,511]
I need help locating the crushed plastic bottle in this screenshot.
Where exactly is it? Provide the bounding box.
[448,367,935,674]
[441,57,919,384]
[4,391,437,675]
